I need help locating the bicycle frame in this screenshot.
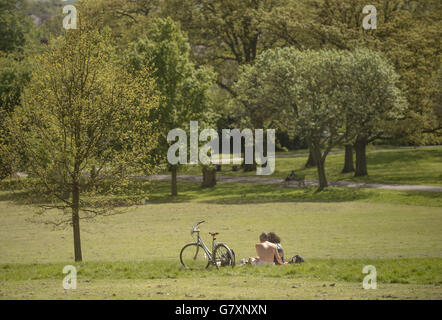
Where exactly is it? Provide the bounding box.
[192,231,217,264]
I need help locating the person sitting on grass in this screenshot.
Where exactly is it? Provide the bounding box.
[248,232,287,266]
[267,232,286,265]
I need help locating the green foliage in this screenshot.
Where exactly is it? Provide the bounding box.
[169,0,440,145]
[236,47,406,188]
[162,0,284,96]
[0,54,31,116]
[344,48,407,142]
[235,47,297,130]
[309,0,442,144]
[427,66,442,135]
[0,53,32,179]
[77,0,158,47]
[0,0,33,53]
[0,0,44,180]
[128,17,216,157]
[1,16,161,222]
[38,0,159,47]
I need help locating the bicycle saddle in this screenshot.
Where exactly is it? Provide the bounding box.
[209,232,219,236]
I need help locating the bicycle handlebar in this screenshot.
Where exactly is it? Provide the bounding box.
[191,220,205,235]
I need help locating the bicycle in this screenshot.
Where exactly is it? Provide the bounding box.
[180,220,235,269]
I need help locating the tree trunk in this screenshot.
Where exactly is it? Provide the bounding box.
[311,146,327,191]
[242,142,257,172]
[171,165,178,196]
[341,144,355,173]
[242,162,257,172]
[72,183,82,262]
[305,149,317,168]
[242,151,256,172]
[354,138,368,177]
[202,166,217,187]
[317,159,328,191]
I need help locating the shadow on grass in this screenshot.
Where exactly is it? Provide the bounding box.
[2,179,440,208]
[148,181,373,205]
[0,189,52,206]
[148,181,442,207]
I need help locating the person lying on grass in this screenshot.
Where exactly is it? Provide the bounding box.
[248,232,287,266]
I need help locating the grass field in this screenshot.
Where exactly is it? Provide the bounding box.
[1,259,441,299]
[0,176,441,299]
[178,147,442,186]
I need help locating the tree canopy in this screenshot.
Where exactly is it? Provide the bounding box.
[237,47,406,189]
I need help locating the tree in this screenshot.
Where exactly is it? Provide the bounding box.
[163,0,282,87]
[259,0,338,167]
[0,53,32,179]
[345,49,407,176]
[164,1,302,172]
[235,46,297,172]
[163,0,284,130]
[265,0,439,170]
[79,0,159,46]
[237,48,348,189]
[311,0,441,147]
[2,20,161,262]
[38,0,160,50]
[341,144,355,173]
[427,66,442,136]
[292,50,351,190]
[128,17,216,196]
[0,0,33,53]
[236,47,297,130]
[263,0,334,50]
[237,47,405,189]
[0,0,45,180]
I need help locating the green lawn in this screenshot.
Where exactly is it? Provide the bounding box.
[1,259,441,299]
[177,147,442,186]
[147,181,442,207]
[3,278,440,300]
[0,179,441,299]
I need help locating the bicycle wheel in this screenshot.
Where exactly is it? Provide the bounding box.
[180,243,210,269]
[213,243,235,269]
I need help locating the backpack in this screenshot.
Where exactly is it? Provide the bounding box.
[289,255,305,264]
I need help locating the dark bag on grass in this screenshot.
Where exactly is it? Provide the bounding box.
[289,255,305,264]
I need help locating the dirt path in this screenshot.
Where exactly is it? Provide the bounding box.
[149,174,442,192]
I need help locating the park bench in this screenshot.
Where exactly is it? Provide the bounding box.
[284,170,305,187]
